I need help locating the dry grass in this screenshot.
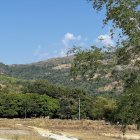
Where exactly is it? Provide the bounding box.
[0,119,140,140]
[0,133,47,140]
[0,119,48,140]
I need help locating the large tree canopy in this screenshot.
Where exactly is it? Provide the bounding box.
[89,0,140,45]
[70,0,140,87]
[89,0,140,65]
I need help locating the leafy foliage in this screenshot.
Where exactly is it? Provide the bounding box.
[64,0,140,134]
[89,0,140,45]
[0,75,116,120]
[70,46,104,80]
[92,96,116,120]
[0,93,59,118]
[108,83,140,134]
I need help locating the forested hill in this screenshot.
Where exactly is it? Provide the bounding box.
[0,55,116,95]
[0,56,73,78]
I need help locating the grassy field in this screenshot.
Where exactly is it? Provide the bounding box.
[0,119,139,140]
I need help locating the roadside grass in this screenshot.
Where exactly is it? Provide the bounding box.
[0,133,48,140]
[0,119,48,140]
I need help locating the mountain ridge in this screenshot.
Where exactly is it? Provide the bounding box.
[0,55,116,95]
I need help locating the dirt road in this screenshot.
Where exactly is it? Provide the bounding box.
[31,126,79,140]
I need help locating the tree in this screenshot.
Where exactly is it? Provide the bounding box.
[69,0,140,90]
[88,0,140,76]
[71,0,140,73]
[0,94,19,118]
[88,0,140,45]
[69,46,105,80]
[111,83,140,135]
[67,0,140,133]
[92,96,116,120]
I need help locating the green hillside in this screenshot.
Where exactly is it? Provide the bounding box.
[0,55,116,95]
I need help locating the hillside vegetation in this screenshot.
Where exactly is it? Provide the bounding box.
[0,55,116,95]
[0,74,117,120]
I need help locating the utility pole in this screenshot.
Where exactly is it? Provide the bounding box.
[24,107,27,119]
[78,97,81,120]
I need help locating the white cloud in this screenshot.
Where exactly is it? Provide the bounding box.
[97,34,114,47]
[60,32,85,57]
[77,35,82,40]
[63,32,75,41]
[62,32,82,47]
[33,33,87,60]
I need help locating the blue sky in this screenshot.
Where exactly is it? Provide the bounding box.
[0,0,114,64]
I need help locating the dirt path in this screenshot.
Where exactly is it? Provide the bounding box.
[30,126,79,140]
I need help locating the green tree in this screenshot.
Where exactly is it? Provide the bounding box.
[88,0,140,88]
[111,83,140,135]
[88,0,140,46]
[67,1,140,133]
[70,0,140,81]
[92,96,116,120]
[69,46,104,81]
[0,94,19,118]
